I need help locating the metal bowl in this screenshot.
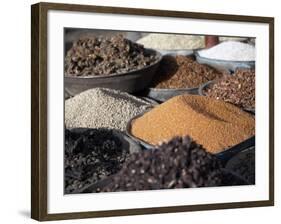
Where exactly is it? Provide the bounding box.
[143,87,198,102]
[195,51,255,72]
[141,53,200,102]
[64,49,162,97]
[198,80,255,114]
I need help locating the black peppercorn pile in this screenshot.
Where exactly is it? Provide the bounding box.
[64,128,129,194]
[100,137,224,192]
[205,69,255,110]
[65,35,158,77]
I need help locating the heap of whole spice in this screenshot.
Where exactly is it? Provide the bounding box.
[205,69,255,110]
[99,136,224,192]
[152,55,223,89]
[131,95,255,153]
[64,128,129,194]
[65,88,152,131]
[65,35,159,77]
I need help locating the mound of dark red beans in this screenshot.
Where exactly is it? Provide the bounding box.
[64,128,129,194]
[65,35,159,77]
[99,136,224,192]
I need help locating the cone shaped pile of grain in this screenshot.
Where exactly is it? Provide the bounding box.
[131,95,255,153]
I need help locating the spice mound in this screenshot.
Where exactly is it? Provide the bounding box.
[65,35,158,77]
[137,34,205,50]
[152,55,223,89]
[205,69,255,110]
[64,128,129,194]
[100,137,223,192]
[65,88,152,131]
[131,95,255,153]
[198,41,255,61]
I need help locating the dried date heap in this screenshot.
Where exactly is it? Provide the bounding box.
[64,128,129,194]
[65,35,158,77]
[101,137,224,192]
[205,69,255,110]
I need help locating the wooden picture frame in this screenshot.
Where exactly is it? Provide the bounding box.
[31,2,274,221]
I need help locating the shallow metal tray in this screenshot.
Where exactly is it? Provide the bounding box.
[143,87,199,102]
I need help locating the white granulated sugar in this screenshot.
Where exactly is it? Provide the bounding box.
[137,34,204,50]
[65,88,151,131]
[198,41,255,61]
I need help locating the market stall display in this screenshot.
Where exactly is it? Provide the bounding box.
[64,31,256,194]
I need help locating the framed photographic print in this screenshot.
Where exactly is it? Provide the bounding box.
[31,2,274,221]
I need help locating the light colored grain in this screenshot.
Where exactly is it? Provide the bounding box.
[65,88,151,131]
[198,41,255,61]
[137,34,205,50]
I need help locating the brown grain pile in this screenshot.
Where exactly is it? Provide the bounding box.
[205,69,255,110]
[131,95,255,153]
[152,55,223,89]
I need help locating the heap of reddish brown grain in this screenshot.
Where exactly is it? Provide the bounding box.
[131,95,255,153]
[152,55,223,89]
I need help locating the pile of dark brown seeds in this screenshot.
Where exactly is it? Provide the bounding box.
[64,128,129,194]
[205,69,255,110]
[65,35,159,77]
[100,136,224,192]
